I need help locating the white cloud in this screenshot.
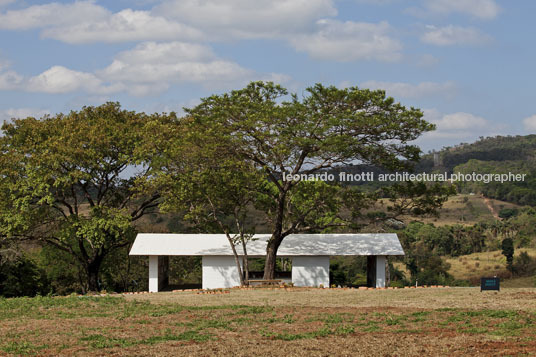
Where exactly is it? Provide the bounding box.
[408,0,500,19]
[415,109,508,150]
[0,0,14,7]
[153,0,337,40]
[422,109,489,139]
[434,112,487,130]
[41,8,203,44]
[421,25,492,46]
[0,1,109,30]
[523,115,536,132]
[25,66,121,94]
[289,20,402,62]
[0,0,401,64]
[0,1,202,44]
[361,80,456,99]
[0,108,51,123]
[0,70,23,90]
[0,0,337,43]
[0,41,289,96]
[98,42,270,94]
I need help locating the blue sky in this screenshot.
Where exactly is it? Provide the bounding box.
[0,0,534,151]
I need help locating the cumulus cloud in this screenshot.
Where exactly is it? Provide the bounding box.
[0,0,338,43]
[414,109,508,150]
[41,9,203,44]
[25,66,121,94]
[0,70,23,90]
[0,0,15,7]
[523,115,536,132]
[408,0,500,19]
[421,25,492,46]
[421,109,489,139]
[361,80,456,99]
[289,20,402,62]
[153,0,337,40]
[98,42,277,94]
[0,108,51,123]
[0,42,289,96]
[0,1,201,43]
[0,0,403,64]
[0,1,109,30]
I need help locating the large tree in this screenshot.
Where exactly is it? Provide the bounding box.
[0,103,167,292]
[151,119,264,286]
[182,81,449,279]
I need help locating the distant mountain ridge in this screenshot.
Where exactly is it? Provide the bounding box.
[418,134,536,174]
[326,135,536,206]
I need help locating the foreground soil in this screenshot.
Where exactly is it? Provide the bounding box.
[1,288,535,356]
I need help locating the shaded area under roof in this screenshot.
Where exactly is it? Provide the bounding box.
[129,233,405,257]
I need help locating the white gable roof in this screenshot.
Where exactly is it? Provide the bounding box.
[129,233,404,257]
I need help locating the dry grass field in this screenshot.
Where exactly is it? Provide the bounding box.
[1,288,536,356]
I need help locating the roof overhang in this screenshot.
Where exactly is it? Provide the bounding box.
[129,233,405,257]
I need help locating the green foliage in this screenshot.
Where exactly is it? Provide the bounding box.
[400,221,485,259]
[0,254,48,297]
[0,103,169,291]
[382,181,456,218]
[502,238,515,270]
[175,81,446,278]
[512,251,536,277]
[499,208,519,219]
[400,222,454,285]
[37,246,82,295]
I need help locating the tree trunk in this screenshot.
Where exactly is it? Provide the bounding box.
[86,255,104,292]
[241,237,250,285]
[263,191,287,280]
[263,239,282,280]
[87,265,100,292]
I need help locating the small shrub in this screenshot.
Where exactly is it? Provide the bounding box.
[0,255,49,297]
[512,252,536,277]
[390,280,405,288]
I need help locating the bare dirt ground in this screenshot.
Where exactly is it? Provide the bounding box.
[1,288,535,356]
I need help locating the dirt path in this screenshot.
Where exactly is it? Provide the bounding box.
[482,196,501,220]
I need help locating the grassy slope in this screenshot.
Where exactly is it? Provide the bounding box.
[446,249,536,281]
[396,193,520,226]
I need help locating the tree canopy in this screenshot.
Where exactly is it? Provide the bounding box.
[163,81,451,279]
[0,102,169,291]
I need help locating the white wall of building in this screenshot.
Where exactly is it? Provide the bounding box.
[375,255,386,288]
[148,255,158,293]
[202,256,242,289]
[292,256,330,287]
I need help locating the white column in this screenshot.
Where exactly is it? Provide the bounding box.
[375,255,386,288]
[149,255,159,292]
[292,256,330,287]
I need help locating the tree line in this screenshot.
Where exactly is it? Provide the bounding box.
[0,82,454,295]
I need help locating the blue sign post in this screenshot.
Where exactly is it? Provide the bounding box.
[481,277,500,291]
